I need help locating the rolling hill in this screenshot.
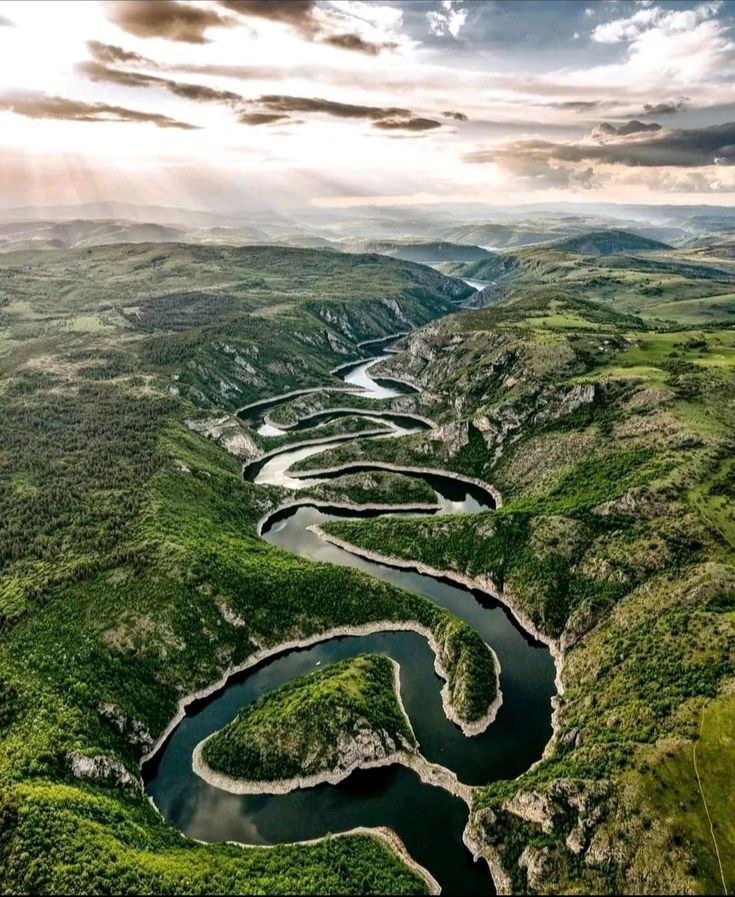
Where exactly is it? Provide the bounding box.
[550,229,671,255]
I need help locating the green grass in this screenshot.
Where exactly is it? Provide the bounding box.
[447,240,735,326]
[631,690,735,894]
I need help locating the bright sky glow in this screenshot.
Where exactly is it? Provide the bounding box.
[1,0,735,212]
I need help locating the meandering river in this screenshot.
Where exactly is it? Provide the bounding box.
[145,347,556,895]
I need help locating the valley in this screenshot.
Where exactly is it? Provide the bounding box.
[1,217,734,895]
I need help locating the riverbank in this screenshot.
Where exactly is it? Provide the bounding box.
[141,615,502,770]
[296,460,503,509]
[262,407,435,433]
[312,525,562,735]
[192,659,473,805]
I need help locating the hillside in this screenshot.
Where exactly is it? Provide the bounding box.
[0,242,478,895]
[440,240,735,325]
[0,242,470,409]
[197,654,416,787]
[551,229,670,255]
[0,218,183,252]
[346,240,491,265]
[305,289,735,893]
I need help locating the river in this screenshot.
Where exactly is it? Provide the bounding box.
[144,348,556,895]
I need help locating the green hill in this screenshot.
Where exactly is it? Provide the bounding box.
[311,286,735,895]
[0,242,471,408]
[346,239,491,265]
[551,229,671,255]
[198,654,416,786]
[439,238,735,325]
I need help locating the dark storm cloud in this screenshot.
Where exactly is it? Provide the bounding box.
[615,120,662,137]
[106,0,233,44]
[373,117,442,131]
[78,61,243,105]
[557,100,605,112]
[255,95,412,121]
[321,33,396,55]
[0,89,197,129]
[443,110,468,121]
[86,40,155,66]
[465,122,735,169]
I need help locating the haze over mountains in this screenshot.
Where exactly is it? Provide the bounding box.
[4,200,735,255]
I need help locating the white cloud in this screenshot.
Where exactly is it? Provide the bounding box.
[564,1,734,88]
[592,1,721,44]
[427,1,468,40]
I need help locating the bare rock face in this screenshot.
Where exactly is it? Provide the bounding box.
[334,726,401,774]
[185,416,259,459]
[377,296,411,327]
[476,382,596,462]
[67,751,139,789]
[518,845,552,891]
[97,702,153,750]
[562,600,608,649]
[594,486,674,520]
[504,790,553,833]
[222,344,260,383]
[316,305,354,339]
[566,825,586,855]
[535,383,595,424]
[326,331,350,355]
[585,827,629,869]
[430,420,469,457]
[558,726,583,753]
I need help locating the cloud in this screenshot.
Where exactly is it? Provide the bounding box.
[0,89,196,128]
[86,40,155,66]
[106,0,233,43]
[590,120,661,142]
[219,1,400,54]
[588,2,734,85]
[591,2,719,45]
[615,119,661,136]
[238,94,445,132]
[373,117,442,131]
[238,111,290,125]
[443,110,468,121]
[253,95,412,121]
[641,99,688,116]
[320,32,396,55]
[489,151,597,190]
[556,100,605,112]
[218,1,319,36]
[427,0,468,39]
[466,121,735,170]
[0,15,15,26]
[78,61,243,105]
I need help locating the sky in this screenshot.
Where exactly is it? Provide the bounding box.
[1,0,735,213]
